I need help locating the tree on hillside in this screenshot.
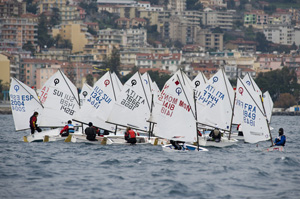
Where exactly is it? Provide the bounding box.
[274,93,296,108]
[50,7,61,27]
[256,32,270,52]
[37,13,54,50]
[22,41,35,55]
[86,74,94,87]
[186,0,203,10]
[147,70,171,90]
[102,47,120,76]
[255,67,299,102]
[25,0,37,14]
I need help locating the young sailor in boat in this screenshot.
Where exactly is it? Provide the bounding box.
[170,140,187,150]
[85,122,98,141]
[208,128,221,142]
[29,112,42,134]
[237,124,243,136]
[124,127,137,144]
[274,128,286,146]
[60,120,75,137]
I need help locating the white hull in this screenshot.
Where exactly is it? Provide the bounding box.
[44,131,85,142]
[23,128,60,143]
[148,137,169,145]
[225,132,244,140]
[68,134,106,144]
[197,136,238,147]
[105,135,149,145]
[162,144,208,152]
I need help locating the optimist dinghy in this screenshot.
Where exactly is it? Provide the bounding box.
[162,143,208,152]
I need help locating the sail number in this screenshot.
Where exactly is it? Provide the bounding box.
[121,89,145,111]
[243,105,256,126]
[87,86,112,109]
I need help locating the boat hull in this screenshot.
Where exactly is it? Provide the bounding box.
[197,136,238,147]
[264,145,284,152]
[162,144,208,152]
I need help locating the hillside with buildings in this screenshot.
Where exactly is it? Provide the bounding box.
[0,0,300,110]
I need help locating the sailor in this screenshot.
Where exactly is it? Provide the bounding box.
[29,111,42,134]
[60,120,75,137]
[170,140,181,150]
[85,122,97,141]
[208,128,221,142]
[125,127,137,144]
[237,123,243,136]
[274,128,286,146]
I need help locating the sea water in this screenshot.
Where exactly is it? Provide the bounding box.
[0,115,299,199]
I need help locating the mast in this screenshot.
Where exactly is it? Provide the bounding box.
[194,90,199,151]
[228,92,237,140]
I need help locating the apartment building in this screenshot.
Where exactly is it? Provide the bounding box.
[98,28,147,48]
[34,48,72,61]
[52,22,92,53]
[120,47,170,66]
[167,0,186,12]
[135,53,182,73]
[83,43,118,62]
[37,0,81,22]
[20,58,61,88]
[158,15,200,45]
[201,8,235,30]
[197,29,224,51]
[263,25,295,45]
[0,17,38,49]
[0,0,26,18]
[0,53,10,85]
[244,10,268,29]
[225,38,257,52]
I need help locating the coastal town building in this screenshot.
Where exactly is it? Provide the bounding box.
[0,0,26,18]
[0,17,38,50]
[0,53,10,85]
[263,25,295,45]
[135,52,182,73]
[98,28,148,48]
[201,8,235,30]
[196,29,224,51]
[52,22,93,53]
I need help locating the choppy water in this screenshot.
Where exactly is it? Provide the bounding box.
[0,115,300,199]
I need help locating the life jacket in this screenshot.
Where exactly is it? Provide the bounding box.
[67,124,75,133]
[128,130,136,139]
[30,115,37,127]
[281,135,286,146]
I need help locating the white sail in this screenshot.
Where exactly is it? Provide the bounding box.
[263,91,273,123]
[9,78,44,131]
[195,69,234,131]
[233,73,264,124]
[73,71,119,131]
[141,72,155,103]
[107,71,151,131]
[38,70,80,127]
[153,70,197,142]
[111,72,123,92]
[79,83,92,106]
[236,78,270,143]
[192,71,208,90]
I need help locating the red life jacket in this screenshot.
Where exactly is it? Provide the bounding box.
[128,130,136,139]
[30,115,37,127]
